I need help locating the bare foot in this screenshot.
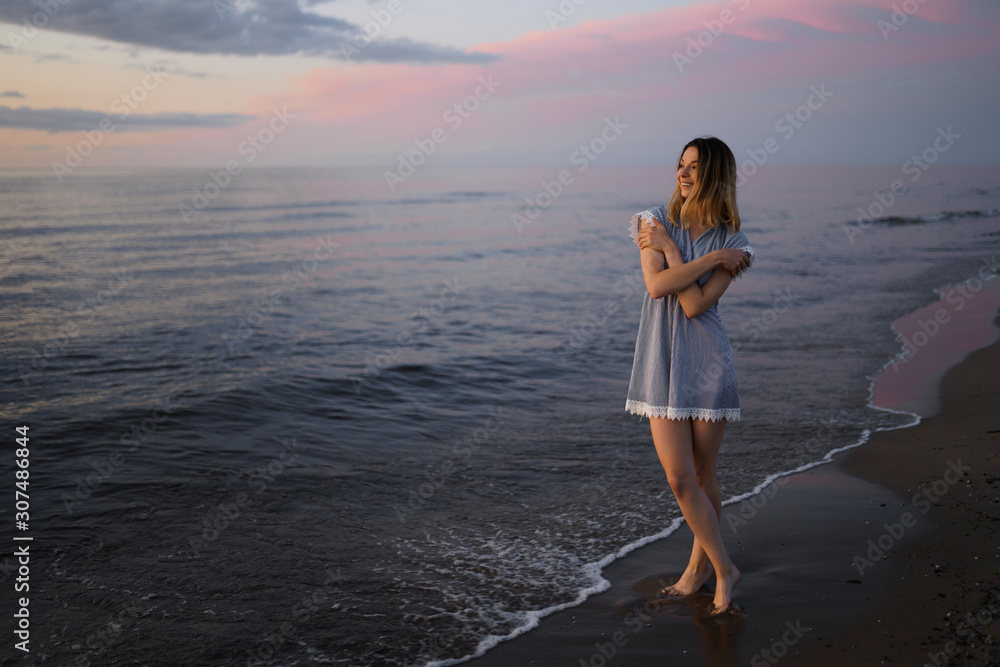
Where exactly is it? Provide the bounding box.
[660,564,714,597]
[709,566,741,615]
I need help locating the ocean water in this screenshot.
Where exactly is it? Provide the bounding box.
[1,164,999,666]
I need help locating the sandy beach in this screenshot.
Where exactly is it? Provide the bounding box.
[785,299,1000,665]
[465,288,1000,667]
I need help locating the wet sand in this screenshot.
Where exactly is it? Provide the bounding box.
[465,281,1000,667]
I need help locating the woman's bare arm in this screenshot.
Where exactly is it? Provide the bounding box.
[636,217,748,305]
[639,245,667,289]
[674,267,735,318]
[641,250,720,300]
[636,219,718,299]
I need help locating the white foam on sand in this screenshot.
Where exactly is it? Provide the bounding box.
[426,273,1000,667]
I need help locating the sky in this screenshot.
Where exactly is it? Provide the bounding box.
[1,0,998,170]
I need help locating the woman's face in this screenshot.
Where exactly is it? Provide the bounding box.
[677,145,698,198]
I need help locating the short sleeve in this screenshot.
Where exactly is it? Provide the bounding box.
[722,229,755,280]
[628,208,663,247]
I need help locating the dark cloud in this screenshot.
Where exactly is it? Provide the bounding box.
[0,0,499,64]
[1,91,26,98]
[0,106,254,133]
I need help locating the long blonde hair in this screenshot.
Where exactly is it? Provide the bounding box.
[665,136,741,232]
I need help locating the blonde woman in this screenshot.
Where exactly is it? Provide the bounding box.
[626,136,755,615]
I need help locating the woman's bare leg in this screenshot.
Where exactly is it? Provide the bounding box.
[650,416,740,613]
[661,418,726,596]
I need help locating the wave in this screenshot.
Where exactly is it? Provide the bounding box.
[431,284,1000,667]
[870,208,1000,226]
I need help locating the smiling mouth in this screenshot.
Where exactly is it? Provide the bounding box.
[680,182,693,187]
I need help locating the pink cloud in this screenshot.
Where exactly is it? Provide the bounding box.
[246,0,1000,160]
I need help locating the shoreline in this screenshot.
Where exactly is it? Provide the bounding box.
[784,279,1000,665]
[455,279,1000,667]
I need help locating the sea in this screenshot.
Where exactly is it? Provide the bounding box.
[2,164,999,666]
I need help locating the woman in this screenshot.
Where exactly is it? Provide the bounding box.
[625,136,754,615]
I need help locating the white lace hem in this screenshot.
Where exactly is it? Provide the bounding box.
[625,400,740,422]
[628,211,657,246]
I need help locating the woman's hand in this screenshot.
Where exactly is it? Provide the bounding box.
[712,248,751,276]
[638,219,678,257]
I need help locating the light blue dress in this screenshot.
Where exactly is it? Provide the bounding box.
[625,205,755,422]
